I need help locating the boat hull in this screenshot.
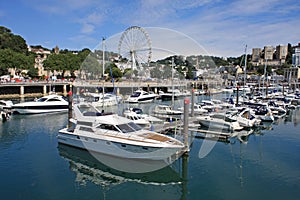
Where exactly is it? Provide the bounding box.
[126,96,157,103]
[13,105,68,114]
[12,94,69,114]
[198,116,243,131]
[58,129,183,160]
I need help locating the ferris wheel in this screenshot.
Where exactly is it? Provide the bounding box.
[118,26,152,70]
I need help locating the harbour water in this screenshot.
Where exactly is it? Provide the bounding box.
[0,97,300,200]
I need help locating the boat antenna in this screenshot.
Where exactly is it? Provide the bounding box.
[243,45,247,102]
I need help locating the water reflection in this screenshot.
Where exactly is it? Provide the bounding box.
[58,144,185,188]
[0,112,67,148]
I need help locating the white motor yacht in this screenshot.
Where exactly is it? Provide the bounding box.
[12,94,69,114]
[125,89,158,103]
[226,108,261,128]
[0,100,13,110]
[85,92,122,107]
[58,103,184,160]
[152,105,183,120]
[178,103,208,115]
[159,89,188,101]
[197,115,243,131]
[123,107,164,131]
[244,102,275,122]
[199,100,222,112]
[268,100,287,118]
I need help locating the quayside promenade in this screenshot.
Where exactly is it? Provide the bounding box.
[0,79,225,98]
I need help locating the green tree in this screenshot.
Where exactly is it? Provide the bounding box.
[78,48,91,63]
[43,52,81,78]
[105,63,122,81]
[257,65,272,75]
[275,68,284,75]
[80,54,101,79]
[27,67,39,78]
[0,49,34,72]
[43,53,63,74]
[123,68,133,79]
[0,26,27,53]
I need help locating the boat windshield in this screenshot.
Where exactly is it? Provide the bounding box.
[131,92,141,97]
[117,122,142,133]
[37,97,48,102]
[132,108,143,114]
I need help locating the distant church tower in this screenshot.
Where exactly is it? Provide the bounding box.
[54,45,59,54]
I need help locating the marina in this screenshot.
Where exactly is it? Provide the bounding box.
[0,89,300,199]
[1,1,300,199]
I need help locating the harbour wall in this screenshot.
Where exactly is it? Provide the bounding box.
[0,81,176,99]
[0,79,227,99]
[0,82,70,98]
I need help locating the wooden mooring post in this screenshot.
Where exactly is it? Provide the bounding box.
[183,98,190,154]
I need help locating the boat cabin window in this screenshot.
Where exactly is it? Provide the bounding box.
[116,122,142,133]
[132,108,143,114]
[97,124,119,132]
[131,92,141,97]
[79,127,94,132]
[37,97,48,102]
[47,98,62,102]
[128,122,142,131]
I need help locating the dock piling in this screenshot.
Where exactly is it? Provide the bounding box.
[236,86,239,106]
[183,98,190,153]
[68,85,73,129]
[191,89,195,117]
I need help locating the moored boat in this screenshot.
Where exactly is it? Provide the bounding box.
[125,89,158,103]
[0,100,13,110]
[152,104,183,121]
[84,92,122,107]
[58,103,184,160]
[123,107,164,131]
[226,108,261,128]
[12,94,69,114]
[197,115,243,131]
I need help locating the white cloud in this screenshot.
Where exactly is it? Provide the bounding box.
[78,12,105,34]
[86,12,104,25]
[147,0,300,56]
[29,0,102,14]
[24,0,300,56]
[81,23,94,34]
[68,34,99,50]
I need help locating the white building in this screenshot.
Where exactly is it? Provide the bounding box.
[292,42,300,67]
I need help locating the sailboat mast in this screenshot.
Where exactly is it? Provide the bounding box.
[171,57,175,107]
[244,45,247,89]
[102,37,105,78]
[243,45,247,100]
[102,38,105,108]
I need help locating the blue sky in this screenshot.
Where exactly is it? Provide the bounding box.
[1,0,300,58]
